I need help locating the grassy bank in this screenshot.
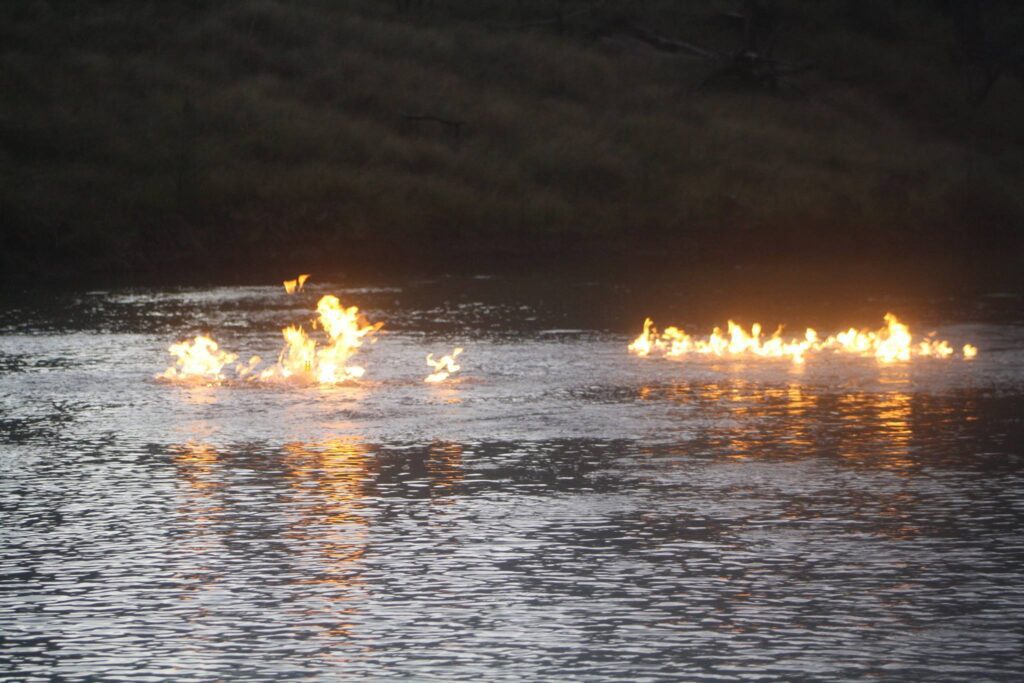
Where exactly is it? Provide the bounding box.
[1,0,1023,282]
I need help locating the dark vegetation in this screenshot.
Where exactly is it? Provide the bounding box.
[1,0,1023,282]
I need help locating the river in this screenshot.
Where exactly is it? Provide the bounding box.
[2,275,1022,680]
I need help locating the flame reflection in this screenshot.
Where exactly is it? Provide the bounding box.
[172,441,224,513]
[281,438,372,640]
[426,441,465,503]
[275,438,464,640]
[171,442,227,601]
[637,375,967,473]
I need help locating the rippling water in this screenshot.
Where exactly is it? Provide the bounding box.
[2,277,1023,681]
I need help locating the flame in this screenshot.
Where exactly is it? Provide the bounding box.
[283,273,310,294]
[234,355,262,379]
[629,313,975,363]
[627,318,658,357]
[157,335,238,381]
[259,294,383,383]
[425,348,463,383]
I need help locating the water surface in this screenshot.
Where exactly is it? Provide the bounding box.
[2,277,1023,681]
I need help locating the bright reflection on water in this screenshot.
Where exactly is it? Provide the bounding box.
[1,277,1024,681]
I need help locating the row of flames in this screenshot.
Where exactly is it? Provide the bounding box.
[628,313,977,364]
[158,276,978,384]
[157,276,463,384]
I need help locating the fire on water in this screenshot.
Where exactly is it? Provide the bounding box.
[157,335,238,381]
[157,293,383,384]
[256,294,383,383]
[425,348,464,383]
[283,273,310,294]
[629,313,977,364]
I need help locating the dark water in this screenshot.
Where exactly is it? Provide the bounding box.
[2,277,1023,681]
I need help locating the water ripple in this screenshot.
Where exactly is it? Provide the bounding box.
[1,282,1023,680]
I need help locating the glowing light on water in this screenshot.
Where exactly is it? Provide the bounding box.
[629,313,976,363]
[159,294,382,384]
[157,335,238,382]
[283,274,310,294]
[259,295,383,384]
[425,348,463,383]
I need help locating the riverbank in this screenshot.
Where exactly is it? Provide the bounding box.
[2,1,1022,283]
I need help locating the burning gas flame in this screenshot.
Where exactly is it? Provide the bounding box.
[629,313,975,363]
[157,335,238,382]
[259,294,383,383]
[283,273,310,294]
[425,348,463,383]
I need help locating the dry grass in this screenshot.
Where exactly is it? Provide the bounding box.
[1,0,1022,279]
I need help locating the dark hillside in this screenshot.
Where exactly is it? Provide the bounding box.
[1,0,1023,282]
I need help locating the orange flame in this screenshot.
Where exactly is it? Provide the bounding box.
[283,273,310,294]
[157,335,238,381]
[259,294,383,383]
[629,313,975,363]
[425,348,463,383]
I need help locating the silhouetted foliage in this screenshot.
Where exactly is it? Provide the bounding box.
[0,0,1021,281]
